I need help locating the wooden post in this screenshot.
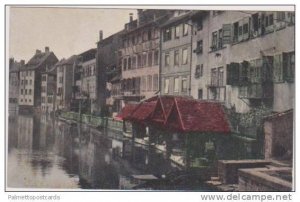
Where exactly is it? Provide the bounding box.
[185,133,191,170]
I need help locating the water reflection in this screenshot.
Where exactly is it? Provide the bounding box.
[7,114,179,189]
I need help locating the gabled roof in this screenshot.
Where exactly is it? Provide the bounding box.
[115,103,139,121]
[122,95,231,134]
[150,96,174,125]
[168,97,231,133]
[25,51,53,69]
[128,101,157,123]
[61,55,78,65]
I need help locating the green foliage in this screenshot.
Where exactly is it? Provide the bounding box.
[227,105,273,137]
[239,105,272,128]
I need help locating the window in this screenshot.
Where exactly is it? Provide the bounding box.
[218,67,224,86]
[182,77,188,92]
[138,33,142,43]
[29,71,32,76]
[30,80,32,85]
[175,25,180,38]
[154,50,159,65]
[123,58,127,70]
[59,76,63,84]
[147,75,152,91]
[25,89,27,95]
[211,68,218,86]
[29,89,32,95]
[251,13,259,33]
[153,74,158,91]
[243,23,249,35]
[283,52,295,82]
[42,86,46,93]
[165,52,170,67]
[25,99,27,103]
[142,53,147,67]
[164,78,169,94]
[218,29,223,49]
[122,39,126,48]
[265,13,274,27]
[249,60,258,83]
[211,31,218,50]
[141,76,147,92]
[25,80,28,85]
[42,75,47,81]
[138,54,142,68]
[164,28,172,41]
[198,89,203,99]
[182,48,188,65]
[196,19,203,30]
[148,52,153,67]
[195,40,203,54]
[273,54,283,82]
[148,30,152,40]
[21,89,23,95]
[233,22,239,42]
[183,23,188,36]
[29,99,31,103]
[174,77,179,93]
[132,56,136,69]
[143,31,148,41]
[195,64,203,78]
[128,57,131,70]
[48,97,52,103]
[174,50,179,66]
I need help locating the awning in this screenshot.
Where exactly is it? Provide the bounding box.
[119,95,231,134]
[128,101,157,122]
[114,103,138,121]
[167,98,231,133]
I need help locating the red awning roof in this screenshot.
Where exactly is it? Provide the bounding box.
[115,103,138,120]
[167,97,231,133]
[129,101,157,122]
[118,96,231,134]
[150,96,175,125]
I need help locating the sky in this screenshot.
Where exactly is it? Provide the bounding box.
[8,7,137,62]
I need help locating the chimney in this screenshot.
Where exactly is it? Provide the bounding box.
[20,60,25,66]
[99,30,103,41]
[45,46,49,53]
[129,13,133,22]
[36,49,41,54]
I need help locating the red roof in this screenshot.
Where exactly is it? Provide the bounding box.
[168,97,231,133]
[118,96,231,134]
[151,96,175,125]
[129,101,157,122]
[115,103,138,120]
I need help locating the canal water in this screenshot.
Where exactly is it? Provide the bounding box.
[7,113,201,190]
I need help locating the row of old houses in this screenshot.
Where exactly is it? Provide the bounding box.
[9,9,294,117]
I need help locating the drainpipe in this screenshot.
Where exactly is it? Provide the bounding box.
[189,22,194,97]
[159,28,163,95]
